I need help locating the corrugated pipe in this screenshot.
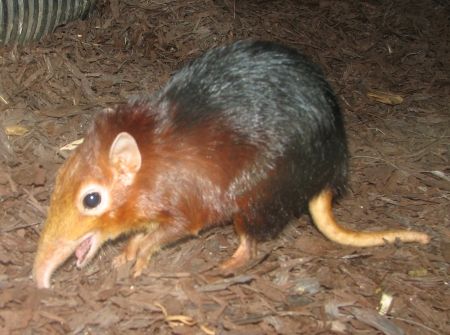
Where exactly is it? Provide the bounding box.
[0,0,96,45]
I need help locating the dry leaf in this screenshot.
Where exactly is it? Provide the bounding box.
[60,138,84,151]
[378,292,393,315]
[4,125,28,136]
[367,90,404,105]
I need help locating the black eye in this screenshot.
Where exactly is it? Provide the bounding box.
[83,192,101,209]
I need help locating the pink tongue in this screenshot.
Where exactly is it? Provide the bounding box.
[75,236,92,265]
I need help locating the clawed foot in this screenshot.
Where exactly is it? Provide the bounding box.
[219,235,257,274]
[112,233,153,277]
[113,252,152,278]
[112,253,130,269]
[112,234,163,278]
[132,256,150,278]
[219,256,249,276]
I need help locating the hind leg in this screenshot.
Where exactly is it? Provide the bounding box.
[220,215,257,272]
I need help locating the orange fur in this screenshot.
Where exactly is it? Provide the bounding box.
[33,103,430,288]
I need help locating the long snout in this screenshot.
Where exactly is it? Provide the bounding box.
[33,240,76,289]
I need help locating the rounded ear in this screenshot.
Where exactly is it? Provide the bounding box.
[109,132,142,185]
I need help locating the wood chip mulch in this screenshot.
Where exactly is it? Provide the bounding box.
[0,1,449,334]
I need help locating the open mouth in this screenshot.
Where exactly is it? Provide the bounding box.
[75,234,94,267]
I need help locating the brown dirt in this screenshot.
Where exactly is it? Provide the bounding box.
[0,0,449,334]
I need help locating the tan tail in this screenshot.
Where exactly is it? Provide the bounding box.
[308,189,430,247]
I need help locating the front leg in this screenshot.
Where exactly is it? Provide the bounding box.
[112,233,146,268]
[132,226,190,277]
[113,223,193,277]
